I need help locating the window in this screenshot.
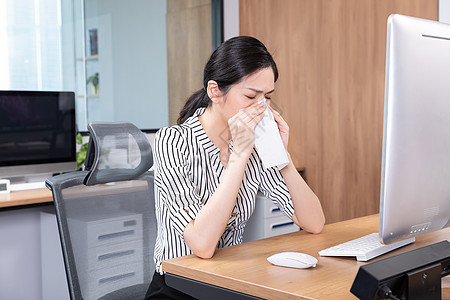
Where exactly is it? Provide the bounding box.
[0,0,74,92]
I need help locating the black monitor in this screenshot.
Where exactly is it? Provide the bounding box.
[0,91,77,183]
[351,14,450,300]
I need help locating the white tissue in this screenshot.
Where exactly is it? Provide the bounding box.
[254,99,289,169]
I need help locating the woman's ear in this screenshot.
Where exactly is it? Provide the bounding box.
[206,80,222,103]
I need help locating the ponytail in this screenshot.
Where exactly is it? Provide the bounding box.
[177,88,210,124]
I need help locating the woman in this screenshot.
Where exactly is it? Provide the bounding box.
[146,36,325,299]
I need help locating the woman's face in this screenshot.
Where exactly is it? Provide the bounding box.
[219,67,275,122]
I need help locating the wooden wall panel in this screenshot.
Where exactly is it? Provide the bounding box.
[166,0,212,125]
[240,0,438,223]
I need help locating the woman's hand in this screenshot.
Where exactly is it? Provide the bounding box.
[228,101,266,158]
[268,105,289,149]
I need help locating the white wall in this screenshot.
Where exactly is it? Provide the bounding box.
[224,0,239,40]
[100,0,169,129]
[440,0,450,23]
[82,0,169,130]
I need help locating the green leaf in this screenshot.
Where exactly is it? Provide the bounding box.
[86,73,99,86]
[76,133,83,145]
[76,133,89,170]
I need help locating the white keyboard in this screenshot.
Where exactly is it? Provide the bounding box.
[318,233,415,261]
[10,181,46,192]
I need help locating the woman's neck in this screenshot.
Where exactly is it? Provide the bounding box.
[198,106,230,151]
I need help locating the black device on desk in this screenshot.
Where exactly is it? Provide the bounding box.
[351,241,450,300]
[351,14,450,300]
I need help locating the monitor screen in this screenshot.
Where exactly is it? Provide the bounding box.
[379,15,450,244]
[0,91,76,179]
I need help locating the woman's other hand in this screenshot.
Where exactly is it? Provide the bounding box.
[268,105,289,149]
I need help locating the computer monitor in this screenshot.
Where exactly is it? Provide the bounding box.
[379,14,450,245]
[351,14,450,299]
[0,91,77,184]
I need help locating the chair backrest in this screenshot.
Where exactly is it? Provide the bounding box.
[46,122,156,300]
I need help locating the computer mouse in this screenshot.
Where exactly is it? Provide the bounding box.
[267,252,318,269]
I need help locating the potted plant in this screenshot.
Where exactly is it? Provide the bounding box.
[86,72,99,95]
[76,133,89,170]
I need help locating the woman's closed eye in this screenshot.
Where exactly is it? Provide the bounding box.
[245,95,272,101]
[265,92,273,100]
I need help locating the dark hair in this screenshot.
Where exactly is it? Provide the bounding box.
[177,36,278,124]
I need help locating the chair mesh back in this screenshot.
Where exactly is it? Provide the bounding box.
[46,122,156,300]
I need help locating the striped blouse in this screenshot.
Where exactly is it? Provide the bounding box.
[153,107,295,274]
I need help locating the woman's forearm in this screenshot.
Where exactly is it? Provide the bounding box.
[183,152,249,258]
[281,156,325,234]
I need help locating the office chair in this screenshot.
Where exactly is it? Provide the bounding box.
[46,122,156,300]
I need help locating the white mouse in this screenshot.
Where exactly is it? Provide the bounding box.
[267,252,318,269]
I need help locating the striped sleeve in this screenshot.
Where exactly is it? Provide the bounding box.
[259,167,295,219]
[154,127,203,237]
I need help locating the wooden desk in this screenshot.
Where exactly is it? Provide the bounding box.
[163,214,450,299]
[0,188,53,209]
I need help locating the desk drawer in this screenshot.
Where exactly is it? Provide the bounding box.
[67,212,143,249]
[86,240,143,271]
[86,215,143,247]
[82,262,143,300]
[263,202,285,219]
[257,193,287,219]
[244,193,299,242]
[264,215,299,238]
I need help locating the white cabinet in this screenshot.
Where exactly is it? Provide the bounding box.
[243,192,299,243]
[68,210,143,300]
